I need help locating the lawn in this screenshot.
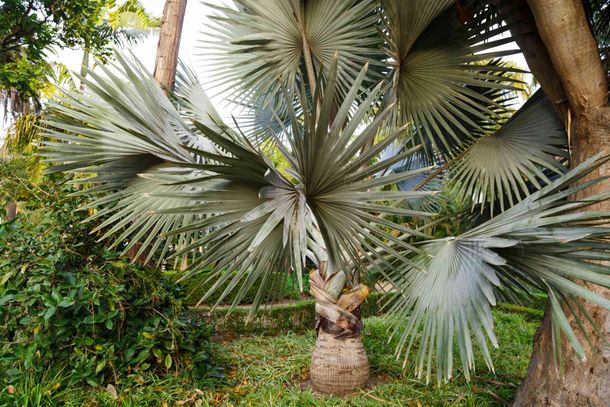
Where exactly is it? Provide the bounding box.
[58,309,538,406]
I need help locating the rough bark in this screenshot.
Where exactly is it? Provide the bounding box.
[514,108,610,407]
[309,264,370,395]
[514,1,609,405]
[153,0,188,92]
[310,330,369,395]
[527,0,607,114]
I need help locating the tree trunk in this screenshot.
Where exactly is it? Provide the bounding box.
[310,330,369,395]
[494,0,568,117]
[308,264,370,395]
[127,0,187,266]
[514,1,609,405]
[154,0,188,92]
[514,108,610,407]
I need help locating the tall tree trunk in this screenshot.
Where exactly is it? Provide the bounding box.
[514,1,609,405]
[128,0,187,266]
[154,0,188,92]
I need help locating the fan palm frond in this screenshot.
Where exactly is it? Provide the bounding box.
[43,54,435,314]
[42,54,210,265]
[385,153,610,383]
[451,90,568,214]
[173,61,228,153]
[167,60,437,311]
[204,0,383,108]
[381,0,522,157]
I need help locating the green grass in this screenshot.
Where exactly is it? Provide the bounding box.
[55,310,537,406]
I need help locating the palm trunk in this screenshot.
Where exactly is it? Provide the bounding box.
[153,0,188,92]
[513,1,609,405]
[494,0,568,117]
[308,262,370,395]
[125,0,187,266]
[310,330,369,395]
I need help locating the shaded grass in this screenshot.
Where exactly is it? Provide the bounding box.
[203,310,537,406]
[25,310,538,406]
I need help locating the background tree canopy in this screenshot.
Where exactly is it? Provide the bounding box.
[0,0,157,110]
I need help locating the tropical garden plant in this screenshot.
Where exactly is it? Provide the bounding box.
[0,163,219,392]
[42,0,610,397]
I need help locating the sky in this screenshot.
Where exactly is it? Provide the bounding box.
[1,0,530,139]
[55,0,234,115]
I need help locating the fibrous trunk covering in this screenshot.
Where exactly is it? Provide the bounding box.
[309,264,370,395]
[310,331,369,395]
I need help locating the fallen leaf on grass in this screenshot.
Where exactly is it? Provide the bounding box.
[105,384,118,400]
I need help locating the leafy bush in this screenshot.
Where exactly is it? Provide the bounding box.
[178,270,307,306]
[184,292,387,336]
[0,163,219,388]
[0,156,43,205]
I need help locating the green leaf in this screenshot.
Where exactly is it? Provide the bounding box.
[95,359,107,374]
[152,348,163,360]
[58,299,75,308]
[164,354,172,369]
[43,306,56,322]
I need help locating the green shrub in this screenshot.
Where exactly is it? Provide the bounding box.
[184,291,387,336]
[177,269,308,306]
[0,156,44,208]
[0,166,219,388]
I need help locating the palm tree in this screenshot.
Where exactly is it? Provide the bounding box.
[43,0,610,398]
[154,0,188,91]
[79,0,161,91]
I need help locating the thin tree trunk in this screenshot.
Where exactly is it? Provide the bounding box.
[153,0,188,92]
[127,0,187,266]
[514,1,609,405]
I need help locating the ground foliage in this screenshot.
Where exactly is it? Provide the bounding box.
[1,311,537,406]
[0,161,220,395]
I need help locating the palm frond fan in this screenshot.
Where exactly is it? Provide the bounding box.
[384,154,610,383]
[43,54,435,315]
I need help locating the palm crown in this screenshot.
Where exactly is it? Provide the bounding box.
[44,0,610,388]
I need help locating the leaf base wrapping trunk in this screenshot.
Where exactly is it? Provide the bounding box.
[310,330,369,396]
